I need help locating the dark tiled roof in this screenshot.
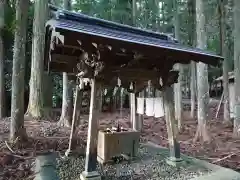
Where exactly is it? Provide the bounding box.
[46,5,223,66]
[49,4,174,42]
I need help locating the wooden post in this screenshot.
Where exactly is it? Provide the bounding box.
[130,93,133,124]
[215,92,224,119]
[65,82,83,157]
[120,88,124,119]
[80,78,101,180]
[137,90,144,131]
[163,86,182,166]
[132,92,137,130]
[130,82,137,130]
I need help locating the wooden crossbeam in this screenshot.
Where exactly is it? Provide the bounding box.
[51,54,79,63]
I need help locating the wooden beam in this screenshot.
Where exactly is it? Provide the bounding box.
[49,61,76,73]
[100,68,162,79]
[66,84,83,157]
[55,44,84,51]
[51,54,79,63]
[97,70,179,92]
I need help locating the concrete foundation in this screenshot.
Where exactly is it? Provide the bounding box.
[165,156,183,167]
[146,142,240,180]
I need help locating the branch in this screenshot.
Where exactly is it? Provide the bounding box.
[212,151,240,163]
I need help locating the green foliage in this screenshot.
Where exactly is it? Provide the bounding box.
[72,0,98,16]
[4,1,15,34]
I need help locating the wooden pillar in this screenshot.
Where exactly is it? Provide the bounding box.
[132,93,137,130]
[130,82,136,130]
[80,78,101,180]
[137,90,144,131]
[130,93,136,129]
[163,85,181,165]
[120,87,124,119]
[65,82,83,157]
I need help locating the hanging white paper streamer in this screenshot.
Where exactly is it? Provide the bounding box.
[145,98,154,116]
[154,97,164,118]
[137,97,144,114]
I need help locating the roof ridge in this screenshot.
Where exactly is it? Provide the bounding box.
[48,4,177,43]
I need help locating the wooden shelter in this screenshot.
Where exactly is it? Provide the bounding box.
[44,5,223,180]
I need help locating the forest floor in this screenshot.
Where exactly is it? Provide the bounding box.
[1,99,240,180]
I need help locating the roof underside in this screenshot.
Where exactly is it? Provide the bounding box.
[44,5,223,88]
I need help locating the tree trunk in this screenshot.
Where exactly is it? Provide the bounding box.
[173,0,183,131]
[43,72,53,108]
[43,72,53,118]
[219,0,231,124]
[27,0,48,118]
[59,0,73,127]
[10,0,29,141]
[174,64,183,131]
[190,62,197,118]
[59,74,73,127]
[188,0,197,119]
[132,0,136,26]
[63,0,71,9]
[0,0,6,119]
[233,0,240,135]
[194,0,210,142]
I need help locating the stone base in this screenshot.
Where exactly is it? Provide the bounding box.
[165,157,183,167]
[80,171,101,180]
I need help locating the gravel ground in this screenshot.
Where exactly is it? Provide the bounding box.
[57,145,211,180]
